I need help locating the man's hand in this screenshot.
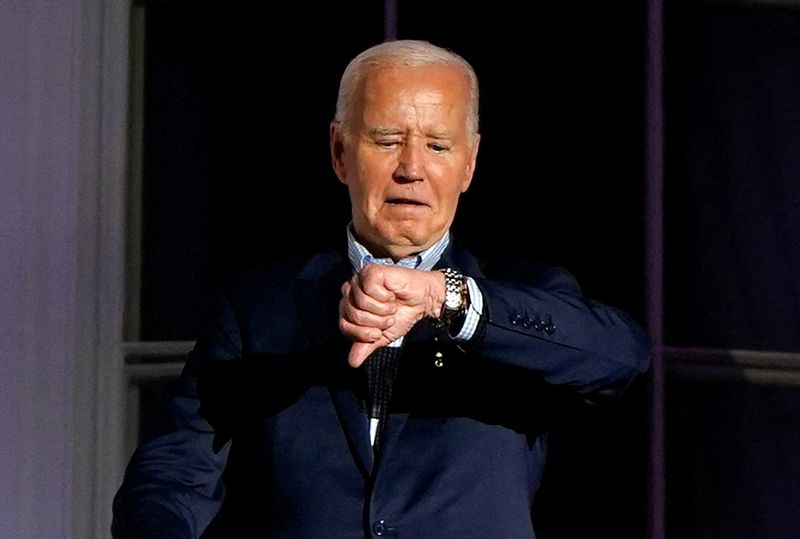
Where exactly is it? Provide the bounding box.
[339,265,446,367]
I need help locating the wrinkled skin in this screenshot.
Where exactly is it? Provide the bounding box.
[331,63,479,366]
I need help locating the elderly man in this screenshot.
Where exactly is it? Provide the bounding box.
[113,39,650,538]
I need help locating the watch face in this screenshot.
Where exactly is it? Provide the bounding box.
[445,294,461,310]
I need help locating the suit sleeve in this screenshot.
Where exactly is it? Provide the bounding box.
[111,291,242,539]
[469,262,652,404]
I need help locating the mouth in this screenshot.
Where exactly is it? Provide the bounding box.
[386,198,427,206]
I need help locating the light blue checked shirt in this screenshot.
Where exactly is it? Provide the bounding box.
[346,225,483,348]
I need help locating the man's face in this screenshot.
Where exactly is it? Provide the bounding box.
[331,64,479,259]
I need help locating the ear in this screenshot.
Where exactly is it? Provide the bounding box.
[460,133,481,193]
[330,122,348,184]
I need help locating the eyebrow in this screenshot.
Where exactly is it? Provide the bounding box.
[366,127,453,140]
[367,127,404,137]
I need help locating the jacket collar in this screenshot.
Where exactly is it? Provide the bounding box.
[291,239,484,477]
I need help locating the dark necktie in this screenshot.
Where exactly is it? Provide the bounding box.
[365,346,401,456]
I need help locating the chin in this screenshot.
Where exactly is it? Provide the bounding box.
[366,222,441,254]
[386,226,429,247]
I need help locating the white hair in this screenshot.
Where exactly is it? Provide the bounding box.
[334,40,480,138]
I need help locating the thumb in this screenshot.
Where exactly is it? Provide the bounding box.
[348,341,379,368]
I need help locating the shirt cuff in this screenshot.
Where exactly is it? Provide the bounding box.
[451,277,483,342]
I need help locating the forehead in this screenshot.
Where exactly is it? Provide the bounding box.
[356,64,470,123]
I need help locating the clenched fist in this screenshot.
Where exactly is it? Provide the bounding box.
[339,264,446,367]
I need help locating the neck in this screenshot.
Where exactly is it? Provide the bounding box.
[351,232,426,261]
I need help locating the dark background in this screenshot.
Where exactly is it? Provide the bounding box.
[139,1,647,342]
[663,3,800,538]
[135,1,800,538]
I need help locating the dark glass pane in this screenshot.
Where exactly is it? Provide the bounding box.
[399,2,647,323]
[664,3,800,351]
[136,374,182,443]
[135,374,238,538]
[533,377,649,539]
[139,2,383,340]
[666,376,800,538]
[399,5,648,539]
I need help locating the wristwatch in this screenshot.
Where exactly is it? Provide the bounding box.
[433,268,467,331]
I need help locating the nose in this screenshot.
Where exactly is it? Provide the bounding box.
[392,140,424,182]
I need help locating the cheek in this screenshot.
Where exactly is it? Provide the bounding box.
[362,154,395,178]
[355,159,392,197]
[434,166,469,204]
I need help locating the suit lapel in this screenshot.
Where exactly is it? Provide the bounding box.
[293,251,348,348]
[435,238,486,277]
[330,385,374,477]
[372,239,485,473]
[290,240,486,479]
[293,251,374,477]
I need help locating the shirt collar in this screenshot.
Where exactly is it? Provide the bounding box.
[346,223,450,273]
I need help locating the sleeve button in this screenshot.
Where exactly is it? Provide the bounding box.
[373,520,388,536]
[545,317,556,335]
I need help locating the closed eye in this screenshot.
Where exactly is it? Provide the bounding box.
[376,140,401,148]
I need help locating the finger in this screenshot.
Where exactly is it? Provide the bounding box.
[347,281,398,316]
[339,297,397,330]
[348,341,379,368]
[340,301,396,329]
[338,317,384,343]
[357,266,396,302]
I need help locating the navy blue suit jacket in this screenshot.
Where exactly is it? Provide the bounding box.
[112,240,651,538]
